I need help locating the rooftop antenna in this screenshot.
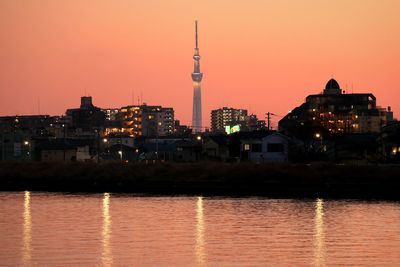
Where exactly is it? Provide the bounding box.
[37,97,41,115]
[131,89,134,106]
[141,91,143,105]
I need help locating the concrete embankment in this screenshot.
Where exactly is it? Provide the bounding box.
[0,162,399,199]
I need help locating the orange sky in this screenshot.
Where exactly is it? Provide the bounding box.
[1,0,399,128]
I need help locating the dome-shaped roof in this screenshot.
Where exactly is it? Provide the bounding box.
[325,79,340,90]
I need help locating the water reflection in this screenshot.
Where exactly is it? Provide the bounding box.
[22,191,32,266]
[314,198,325,267]
[102,193,113,267]
[196,197,206,265]
[1,193,399,266]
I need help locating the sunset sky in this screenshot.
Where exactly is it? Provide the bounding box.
[1,0,399,128]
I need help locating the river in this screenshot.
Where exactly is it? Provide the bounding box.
[1,192,399,266]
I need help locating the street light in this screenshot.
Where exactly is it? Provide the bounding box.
[118,150,123,162]
[23,141,31,160]
[315,133,324,151]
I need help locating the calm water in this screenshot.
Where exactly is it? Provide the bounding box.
[1,192,400,266]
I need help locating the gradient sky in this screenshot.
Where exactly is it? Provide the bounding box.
[1,0,399,128]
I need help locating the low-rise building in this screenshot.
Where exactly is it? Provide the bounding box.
[0,132,33,161]
[202,135,230,161]
[239,132,289,162]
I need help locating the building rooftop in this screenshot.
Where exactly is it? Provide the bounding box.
[324,79,342,95]
[325,79,340,90]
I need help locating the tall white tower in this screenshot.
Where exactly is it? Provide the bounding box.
[191,20,203,133]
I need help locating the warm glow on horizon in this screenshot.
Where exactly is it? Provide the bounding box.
[1,1,400,128]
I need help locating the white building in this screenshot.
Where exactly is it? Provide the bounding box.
[241,133,289,162]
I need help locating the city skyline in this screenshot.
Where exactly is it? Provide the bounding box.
[1,1,400,128]
[2,2,400,266]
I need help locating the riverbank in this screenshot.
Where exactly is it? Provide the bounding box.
[1,162,399,199]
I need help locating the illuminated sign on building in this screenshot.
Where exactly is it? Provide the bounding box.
[225,125,240,135]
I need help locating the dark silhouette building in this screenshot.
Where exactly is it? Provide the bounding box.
[279,79,392,136]
[66,96,106,131]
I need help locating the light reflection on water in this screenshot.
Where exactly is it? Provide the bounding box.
[0,192,399,266]
[22,191,32,266]
[195,196,205,266]
[102,193,112,267]
[314,198,325,267]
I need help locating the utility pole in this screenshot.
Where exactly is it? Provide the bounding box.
[1,131,4,161]
[156,124,159,161]
[120,126,123,162]
[96,128,100,163]
[265,112,276,131]
[63,124,66,162]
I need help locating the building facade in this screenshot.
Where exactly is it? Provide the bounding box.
[119,104,174,137]
[102,108,120,122]
[210,107,266,133]
[279,79,392,135]
[66,96,106,131]
[211,107,248,133]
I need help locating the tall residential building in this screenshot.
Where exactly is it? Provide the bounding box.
[119,104,174,137]
[211,107,267,133]
[191,20,203,133]
[66,96,106,131]
[211,107,266,133]
[211,107,248,133]
[279,79,393,135]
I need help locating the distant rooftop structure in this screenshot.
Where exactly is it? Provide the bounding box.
[324,79,342,95]
[80,96,94,109]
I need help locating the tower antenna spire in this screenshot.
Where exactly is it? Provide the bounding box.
[195,20,198,49]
